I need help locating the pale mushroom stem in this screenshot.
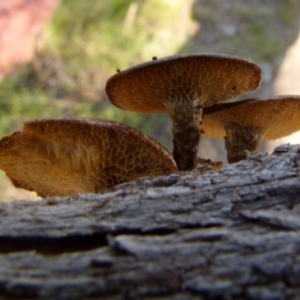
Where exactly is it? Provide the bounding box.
[224,122,263,163]
[167,101,203,171]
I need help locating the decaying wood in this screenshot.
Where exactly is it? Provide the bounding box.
[1,144,300,299]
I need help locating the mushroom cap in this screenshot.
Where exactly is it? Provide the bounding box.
[0,118,176,197]
[202,95,300,140]
[105,54,261,113]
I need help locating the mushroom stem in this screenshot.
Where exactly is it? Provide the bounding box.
[224,122,262,163]
[167,101,203,171]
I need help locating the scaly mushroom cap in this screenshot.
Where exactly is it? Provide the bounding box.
[0,118,177,197]
[203,95,300,140]
[105,54,261,113]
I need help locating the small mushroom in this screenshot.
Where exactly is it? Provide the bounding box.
[202,95,300,163]
[0,118,177,197]
[105,54,261,171]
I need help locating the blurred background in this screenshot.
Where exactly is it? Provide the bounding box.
[0,0,300,200]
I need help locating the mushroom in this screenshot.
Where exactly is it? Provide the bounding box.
[0,118,177,197]
[105,54,261,171]
[202,95,300,163]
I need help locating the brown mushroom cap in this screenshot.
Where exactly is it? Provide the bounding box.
[105,53,262,113]
[203,95,300,140]
[0,118,176,197]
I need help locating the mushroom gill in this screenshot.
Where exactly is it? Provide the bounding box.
[0,118,177,197]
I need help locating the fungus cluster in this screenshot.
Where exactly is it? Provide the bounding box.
[106,54,261,170]
[0,53,300,197]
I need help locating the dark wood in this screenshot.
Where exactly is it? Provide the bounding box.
[1,144,300,299]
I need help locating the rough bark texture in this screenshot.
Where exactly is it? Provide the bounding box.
[1,144,300,299]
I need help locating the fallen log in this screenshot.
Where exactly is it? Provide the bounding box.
[1,144,300,299]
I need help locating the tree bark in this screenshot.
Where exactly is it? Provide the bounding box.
[1,144,300,299]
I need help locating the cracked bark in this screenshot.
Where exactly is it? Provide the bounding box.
[1,144,300,299]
